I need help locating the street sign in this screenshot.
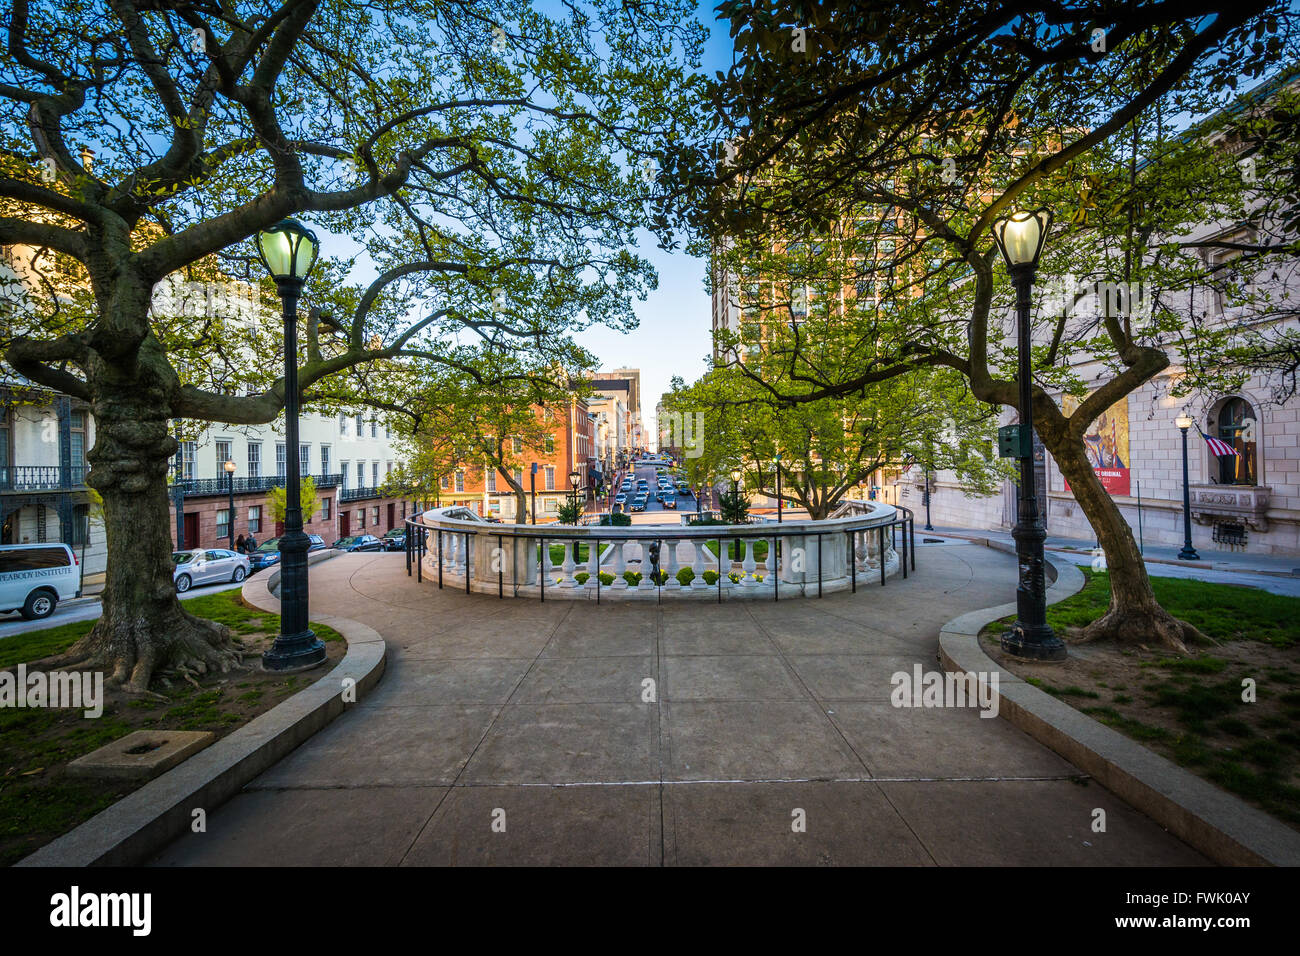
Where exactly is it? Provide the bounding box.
[998,424,1031,458]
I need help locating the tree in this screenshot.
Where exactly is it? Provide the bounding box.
[717,484,749,524]
[1,0,705,689]
[268,475,316,526]
[678,2,1299,651]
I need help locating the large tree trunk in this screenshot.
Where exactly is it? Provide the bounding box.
[41,337,240,692]
[1039,427,1206,653]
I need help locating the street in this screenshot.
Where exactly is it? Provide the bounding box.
[0,578,248,638]
[608,455,699,519]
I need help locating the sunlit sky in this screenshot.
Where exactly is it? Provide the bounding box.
[581,3,734,436]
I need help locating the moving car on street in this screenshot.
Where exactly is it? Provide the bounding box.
[172,548,251,593]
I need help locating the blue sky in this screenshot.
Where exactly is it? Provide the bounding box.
[581,3,734,427]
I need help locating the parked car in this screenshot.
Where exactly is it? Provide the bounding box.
[381,528,407,551]
[331,534,385,552]
[172,548,251,593]
[0,542,81,620]
[247,534,327,573]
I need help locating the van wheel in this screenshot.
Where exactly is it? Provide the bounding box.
[21,589,56,620]
[231,566,247,583]
[175,574,192,593]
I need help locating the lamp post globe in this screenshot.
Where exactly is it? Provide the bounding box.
[255,219,326,672]
[992,208,1065,663]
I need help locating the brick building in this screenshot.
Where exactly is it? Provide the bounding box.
[439,399,597,522]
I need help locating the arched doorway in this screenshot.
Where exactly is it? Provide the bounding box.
[1209,397,1258,485]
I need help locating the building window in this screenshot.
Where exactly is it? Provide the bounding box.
[0,408,10,474]
[544,436,555,454]
[455,471,465,493]
[357,508,365,529]
[386,460,393,477]
[300,443,310,476]
[216,508,230,539]
[339,413,348,436]
[355,461,363,488]
[514,469,523,487]
[1212,397,1259,486]
[321,444,331,475]
[356,414,364,436]
[371,505,379,525]
[182,441,197,480]
[372,461,379,487]
[247,505,262,533]
[544,497,558,514]
[545,466,555,491]
[487,470,497,492]
[215,439,232,474]
[275,442,286,477]
[440,475,449,490]
[370,420,377,438]
[71,411,87,472]
[340,461,350,488]
[321,497,331,521]
[248,442,261,478]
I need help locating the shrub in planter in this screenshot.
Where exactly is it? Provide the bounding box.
[599,571,615,586]
[676,567,695,586]
[702,570,720,585]
[600,512,632,526]
[649,570,669,585]
[575,572,589,584]
[623,570,642,586]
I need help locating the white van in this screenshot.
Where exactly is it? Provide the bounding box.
[0,543,81,620]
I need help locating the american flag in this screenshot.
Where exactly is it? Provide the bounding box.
[1198,425,1238,457]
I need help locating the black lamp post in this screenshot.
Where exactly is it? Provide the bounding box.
[730,466,741,500]
[224,458,237,549]
[569,469,581,513]
[922,464,934,531]
[1176,414,1200,560]
[774,454,783,523]
[992,208,1065,662]
[255,218,326,672]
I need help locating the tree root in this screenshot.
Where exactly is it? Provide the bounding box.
[1070,606,1211,654]
[33,606,242,694]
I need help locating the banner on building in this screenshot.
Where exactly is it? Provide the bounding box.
[1062,393,1131,497]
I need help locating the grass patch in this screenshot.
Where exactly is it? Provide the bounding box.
[1040,569,1300,648]
[0,588,345,865]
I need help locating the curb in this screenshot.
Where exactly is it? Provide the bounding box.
[17,559,386,867]
[938,548,1300,866]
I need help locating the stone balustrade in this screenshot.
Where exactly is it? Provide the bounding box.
[404,504,908,601]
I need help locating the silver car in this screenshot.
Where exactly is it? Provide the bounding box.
[172,548,251,593]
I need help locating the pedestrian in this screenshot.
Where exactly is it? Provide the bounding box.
[235,533,246,553]
[244,532,258,553]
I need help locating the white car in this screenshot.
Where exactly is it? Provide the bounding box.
[172,548,250,593]
[0,543,81,620]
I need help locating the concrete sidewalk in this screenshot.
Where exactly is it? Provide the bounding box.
[928,524,1299,577]
[150,548,1205,866]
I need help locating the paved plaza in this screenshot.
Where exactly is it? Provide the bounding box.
[151,546,1206,865]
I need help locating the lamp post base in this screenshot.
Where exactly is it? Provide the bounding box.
[1177,545,1201,561]
[1000,624,1067,662]
[262,630,327,672]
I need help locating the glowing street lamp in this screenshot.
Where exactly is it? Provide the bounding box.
[254,218,325,672]
[992,207,1064,662]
